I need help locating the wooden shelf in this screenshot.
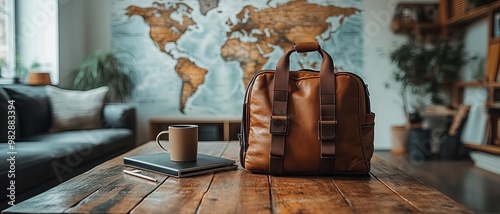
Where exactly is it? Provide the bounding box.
[149,117,241,141]
[392,21,441,34]
[391,3,441,36]
[454,81,486,87]
[446,1,500,27]
[491,37,500,44]
[454,81,500,87]
[464,143,500,155]
[452,81,500,107]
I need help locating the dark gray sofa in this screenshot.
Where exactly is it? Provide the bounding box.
[0,85,136,209]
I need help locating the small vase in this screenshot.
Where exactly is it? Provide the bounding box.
[391,125,408,154]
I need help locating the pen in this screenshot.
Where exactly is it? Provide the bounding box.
[123,169,157,182]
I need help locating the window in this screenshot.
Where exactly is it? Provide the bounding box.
[0,0,15,79]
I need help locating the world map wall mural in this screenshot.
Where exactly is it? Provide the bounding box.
[111,0,363,117]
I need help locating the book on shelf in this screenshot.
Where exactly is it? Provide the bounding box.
[486,43,500,82]
[470,151,500,175]
[488,43,500,81]
[124,153,237,178]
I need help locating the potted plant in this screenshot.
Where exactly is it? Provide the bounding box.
[73,50,136,102]
[0,59,6,78]
[387,39,467,153]
[13,58,29,84]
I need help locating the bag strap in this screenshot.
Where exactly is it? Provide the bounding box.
[269,42,337,174]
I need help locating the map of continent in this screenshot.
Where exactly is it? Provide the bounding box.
[223,0,360,86]
[126,2,207,113]
[111,0,363,116]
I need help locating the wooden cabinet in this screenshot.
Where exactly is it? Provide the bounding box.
[442,1,500,27]
[149,117,241,141]
[392,1,500,149]
[442,0,500,159]
[441,0,500,80]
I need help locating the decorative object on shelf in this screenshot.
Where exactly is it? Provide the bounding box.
[393,3,439,23]
[486,43,500,82]
[391,3,440,35]
[27,61,51,85]
[391,125,408,154]
[402,6,418,22]
[440,105,470,160]
[27,72,51,85]
[470,151,500,175]
[74,50,136,102]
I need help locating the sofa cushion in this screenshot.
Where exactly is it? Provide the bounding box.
[22,128,134,155]
[0,140,94,201]
[0,128,134,200]
[3,85,51,138]
[46,86,108,132]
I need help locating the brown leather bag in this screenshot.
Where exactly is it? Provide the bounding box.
[239,42,375,175]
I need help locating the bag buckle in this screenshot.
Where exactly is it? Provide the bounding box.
[318,120,337,140]
[270,115,289,135]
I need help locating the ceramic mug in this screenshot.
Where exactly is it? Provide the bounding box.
[156,124,198,162]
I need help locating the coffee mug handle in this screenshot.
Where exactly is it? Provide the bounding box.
[156,131,170,152]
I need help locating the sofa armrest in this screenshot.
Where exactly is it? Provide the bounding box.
[102,104,136,132]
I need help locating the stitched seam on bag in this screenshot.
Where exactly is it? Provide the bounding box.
[243,71,267,169]
[349,74,371,173]
[361,124,375,128]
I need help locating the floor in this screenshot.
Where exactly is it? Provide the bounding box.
[376,151,500,214]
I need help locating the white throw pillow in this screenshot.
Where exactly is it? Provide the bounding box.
[46,86,109,132]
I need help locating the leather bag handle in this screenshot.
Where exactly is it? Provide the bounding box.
[269,42,337,174]
[295,42,320,53]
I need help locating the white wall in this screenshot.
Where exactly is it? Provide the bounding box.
[363,0,443,149]
[56,0,449,149]
[58,0,111,89]
[16,0,58,84]
[58,0,85,88]
[363,0,407,149]
[461,19,489,144]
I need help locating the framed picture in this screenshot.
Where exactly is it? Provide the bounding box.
[394,4,419,22]
[419,4,439,23]
[393,3,439,23]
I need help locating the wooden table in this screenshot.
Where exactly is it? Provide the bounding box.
[2,141,472,214]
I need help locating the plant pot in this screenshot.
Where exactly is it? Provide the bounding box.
[407,128,432,161]
[440,135,460,160]
[408,112,423,124]
[439,132,469,160]
[391,125,408,154]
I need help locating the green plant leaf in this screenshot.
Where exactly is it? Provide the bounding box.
[73,50,136,102]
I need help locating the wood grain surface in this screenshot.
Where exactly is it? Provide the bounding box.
[2,141,473,214]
